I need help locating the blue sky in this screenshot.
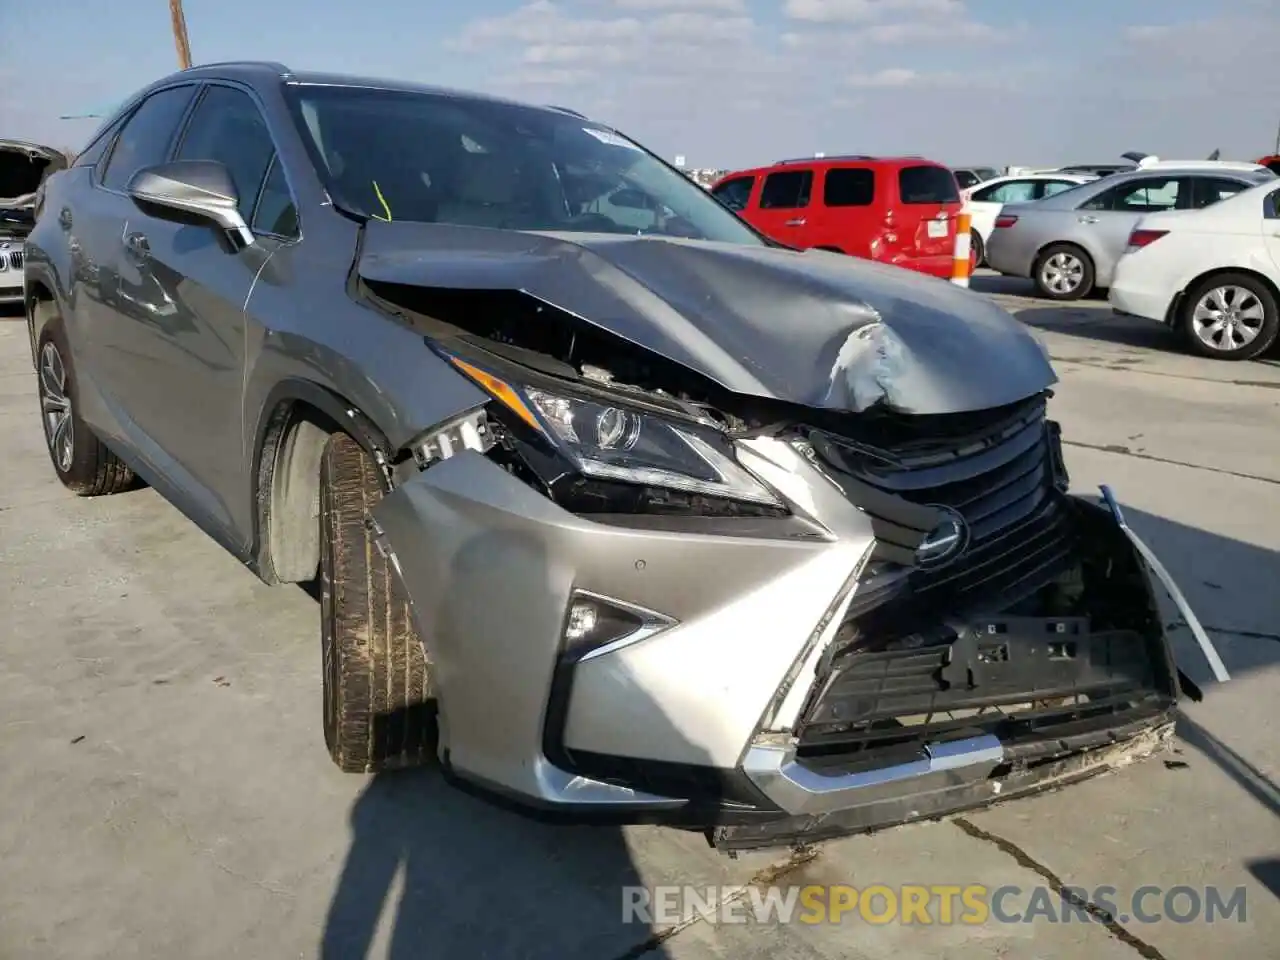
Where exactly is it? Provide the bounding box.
[2,0,1277,168]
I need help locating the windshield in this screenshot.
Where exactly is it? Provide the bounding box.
[284,84,763,244]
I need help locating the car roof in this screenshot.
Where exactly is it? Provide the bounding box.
[128,61,587,121]
[720,156,947,178]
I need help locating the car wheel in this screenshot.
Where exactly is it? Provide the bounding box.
[1033,244,1094,300]
[1180,273,1279,361]
[36,327,135,496]
[969,230,985,269]
[319,431,435,773]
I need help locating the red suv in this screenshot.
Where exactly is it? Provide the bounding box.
[711,156,962,278]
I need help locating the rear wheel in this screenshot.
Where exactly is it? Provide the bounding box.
[319,432,435,772]
[969,230,985,269]
[36,327,135,496]
[1033,243,1094,300]
[1179,273,1278,361]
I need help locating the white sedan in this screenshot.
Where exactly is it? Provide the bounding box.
[1109,178,1280,360]
[961,173,1096,265]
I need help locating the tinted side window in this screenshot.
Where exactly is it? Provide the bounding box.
[100,86,197,191]
[823,168,874,207]
[176,86,276,219]
[898,165,959,204]
[252,156,299,238]
[1191,177,1248,209]
[954,170,979,189]
[759,170,812,209]
[1266,187,1280,220]
[711,176,754,211]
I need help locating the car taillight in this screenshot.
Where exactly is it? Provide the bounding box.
[1127,228,1168,249]
[994,215,1018,228]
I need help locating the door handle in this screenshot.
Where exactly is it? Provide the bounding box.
[124,232,150,260]
[1078,215,1099,224]
[58,208,73,230]
[785,218,807,226]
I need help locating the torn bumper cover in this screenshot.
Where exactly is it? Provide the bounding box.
[373,383,1224,851]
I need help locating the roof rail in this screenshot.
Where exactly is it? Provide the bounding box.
[546,104,587,118]
[182,60,292,75]
[775,154,875,165]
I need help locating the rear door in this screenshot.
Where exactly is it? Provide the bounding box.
[74,83,199,444]
[895,163,960,268]
[811,165,875,255]
[750,168,814,246]
[112,82,283,546]
[1075,175,1190,285]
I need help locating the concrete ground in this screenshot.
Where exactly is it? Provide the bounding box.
[1,277,1277,960]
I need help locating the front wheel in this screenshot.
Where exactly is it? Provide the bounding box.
[1180,274,1279,361]
[1033,243,1094,300]
[319,432,436,772]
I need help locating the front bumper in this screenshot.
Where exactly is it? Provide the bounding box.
[375,419,1219,850]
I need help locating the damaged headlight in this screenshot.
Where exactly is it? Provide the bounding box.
[444,354,783,508]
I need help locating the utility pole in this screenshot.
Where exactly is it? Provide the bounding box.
[169,0,192,69]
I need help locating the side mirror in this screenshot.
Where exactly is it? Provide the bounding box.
[127,160,254,246]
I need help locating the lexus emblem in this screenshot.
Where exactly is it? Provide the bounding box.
[916,505,970,569]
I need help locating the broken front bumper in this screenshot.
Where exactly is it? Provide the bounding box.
[374,428,1222,849]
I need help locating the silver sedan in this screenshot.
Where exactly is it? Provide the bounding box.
[985,165,1275,300]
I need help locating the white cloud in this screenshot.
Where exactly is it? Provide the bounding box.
[452,2,644,50]
[612,0,745,10]
[784,0,965,23]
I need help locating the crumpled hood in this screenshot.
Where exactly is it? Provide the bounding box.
[358,221,1057,415]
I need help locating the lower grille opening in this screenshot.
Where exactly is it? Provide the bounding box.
[795,500,1178,771]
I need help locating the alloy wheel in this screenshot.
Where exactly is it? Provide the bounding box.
[1040,252,1085,295]
[39,341,74,472]
[1191,285,1266,352]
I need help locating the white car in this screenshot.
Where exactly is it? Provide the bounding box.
[961,173,1097,265]
[1109,178,1280,360]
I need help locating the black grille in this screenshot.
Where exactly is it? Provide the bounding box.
[797,621,1165,761]
[810,392,1072,614]
[9,251,21,270]
[795,395,1175,767]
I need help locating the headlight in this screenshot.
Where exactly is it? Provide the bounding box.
[444,354,783,508]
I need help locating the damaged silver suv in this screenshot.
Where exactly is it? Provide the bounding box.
[23,63,1223,851]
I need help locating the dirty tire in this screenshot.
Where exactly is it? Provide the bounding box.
[319,432,435,773]
[36,326,135,496]
[1033,242,1094,301]
[1179,272,1279,362]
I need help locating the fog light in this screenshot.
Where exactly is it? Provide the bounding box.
[565,602,599,643]
[560,591,677,661]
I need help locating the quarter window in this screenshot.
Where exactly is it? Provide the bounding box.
[823,168,875,207]
[711,175,754,212]
[252,156,299,239]
[176,85,276,220]
[100,85,197,191]
[759,170,812,209]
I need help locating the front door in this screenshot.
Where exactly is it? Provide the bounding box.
[108,82,282,549]
[749,168,814,247]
